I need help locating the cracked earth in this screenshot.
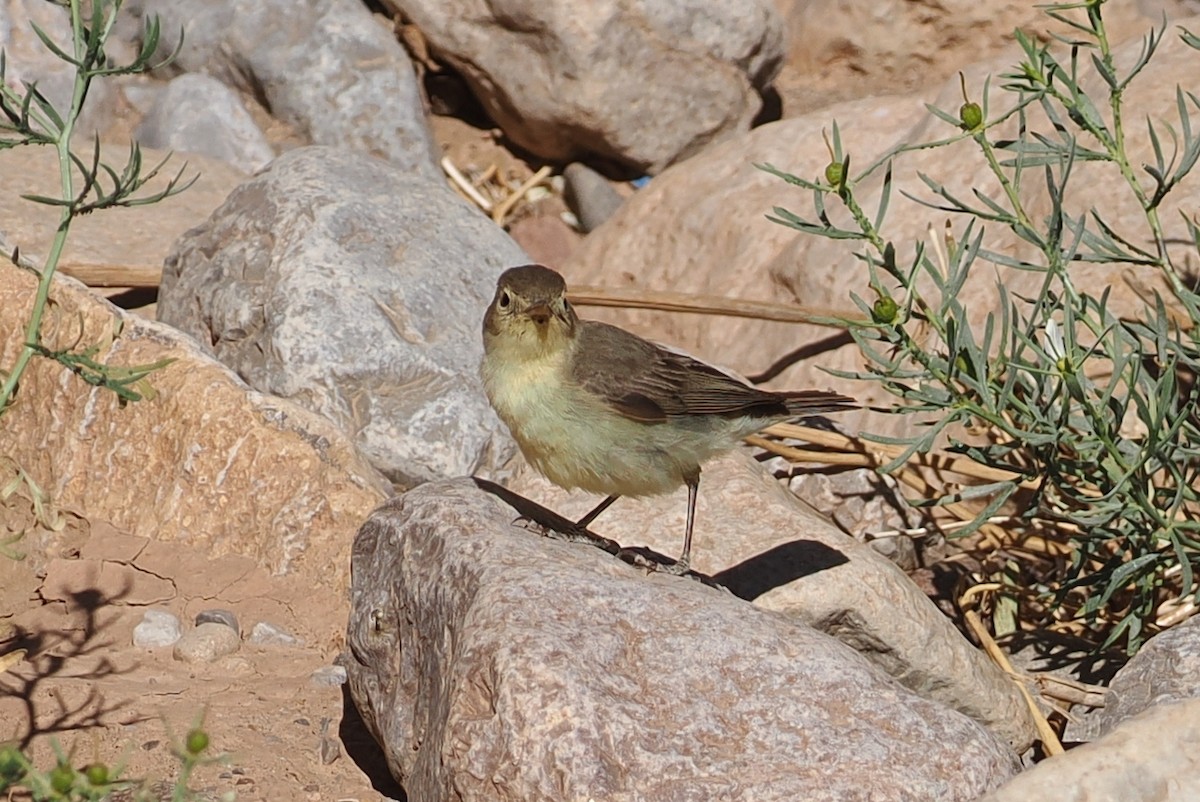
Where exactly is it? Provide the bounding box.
[0,491,398,802]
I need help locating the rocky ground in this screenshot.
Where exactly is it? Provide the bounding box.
[4,0,1200,801]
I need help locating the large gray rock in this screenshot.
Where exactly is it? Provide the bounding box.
[157,146,523,487]
[136,0,439,178]
[384,0,784,172]
[508,451,1036,750]
[136,73,275,173]
[979,697,1200,802]
[345,478,1020,802]
[1066,614,1200,742]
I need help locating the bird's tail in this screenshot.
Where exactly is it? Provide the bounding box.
[780,390,858,416]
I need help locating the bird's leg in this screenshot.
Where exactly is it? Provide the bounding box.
[662,469,699,575]
[511,494,623,554]
[576,495,620,529]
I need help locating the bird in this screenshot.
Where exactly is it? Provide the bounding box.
[481,264,856,574]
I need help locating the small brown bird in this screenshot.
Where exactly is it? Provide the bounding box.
[481,264,855,573]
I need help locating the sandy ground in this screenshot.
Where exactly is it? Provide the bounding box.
[0,488,401,802]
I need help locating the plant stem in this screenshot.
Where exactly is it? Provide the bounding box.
[0,0,92,414]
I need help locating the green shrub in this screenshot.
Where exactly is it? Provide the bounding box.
[765,0,1200,653]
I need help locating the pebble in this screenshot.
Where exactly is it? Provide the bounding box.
[309,665,348,687]
[563,162,625,232]
[195,608,240,637]
[173,621,241,663]
[133,609,182,648]
[250,621,302,647]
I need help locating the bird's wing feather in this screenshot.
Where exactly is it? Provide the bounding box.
[571,322,793,423]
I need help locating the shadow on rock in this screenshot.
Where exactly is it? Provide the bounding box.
[338,683,407,802]
[714,539,850,601]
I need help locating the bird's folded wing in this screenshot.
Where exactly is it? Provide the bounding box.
[572,321,792,423]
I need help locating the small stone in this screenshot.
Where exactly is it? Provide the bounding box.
[173,622,241,664]
[563,163,625,232]
[195,608,240,637]
[135,73,275,173]
[133,609,182,648]
[309,665,348,687]
[249,621,302,647]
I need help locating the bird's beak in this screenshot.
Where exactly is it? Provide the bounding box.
[525,303,552,326]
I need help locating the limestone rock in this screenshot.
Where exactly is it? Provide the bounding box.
[249,621,302,647]
[384,0,785,172]
[563,163,625,233]
[133,609,183,648]
[138,0,439,178]
[157,146,524,487]
[174,621,240,663]
[774,0,1167,105]
[507,451,1036,750]
[136,73,275,173]
[345,479,1020,802]
[979,698,1200,802]
[195,608,240,636]
[1066,614,1200,742]
[0,261,391,590]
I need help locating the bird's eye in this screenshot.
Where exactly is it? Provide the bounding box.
[498,291,511,309]
[563,299,572,313]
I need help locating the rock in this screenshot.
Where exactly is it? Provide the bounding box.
[978,697,1200,802]
[506,213,582,268]
[507,451,1035,750]
[345,479,1020,802]
[309,665,348,687]
[0,261,391,591]
[383,0,784,172]
[195,609,240,637]
[773,0,1165,111]
[249,621,301,647]
[133,609,183,648]
[562,163,625,233]
[786,467,921,568]
[157,146,524,487]
[138,0,439,178]
[173,621,241,663]
[135,73,275,173]
[1066,614,1200,742]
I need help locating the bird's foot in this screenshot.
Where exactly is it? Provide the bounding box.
[512,515,621,555]
[615,547,658,571]
[511,515,551,536]
[659,555,691,576]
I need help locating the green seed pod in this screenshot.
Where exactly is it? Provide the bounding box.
[872,296,899,324]
[85,762,110,786]
[185,729,210,756]
[960,101,984,131]
[49,763,75,794]
[824,161,844,186]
